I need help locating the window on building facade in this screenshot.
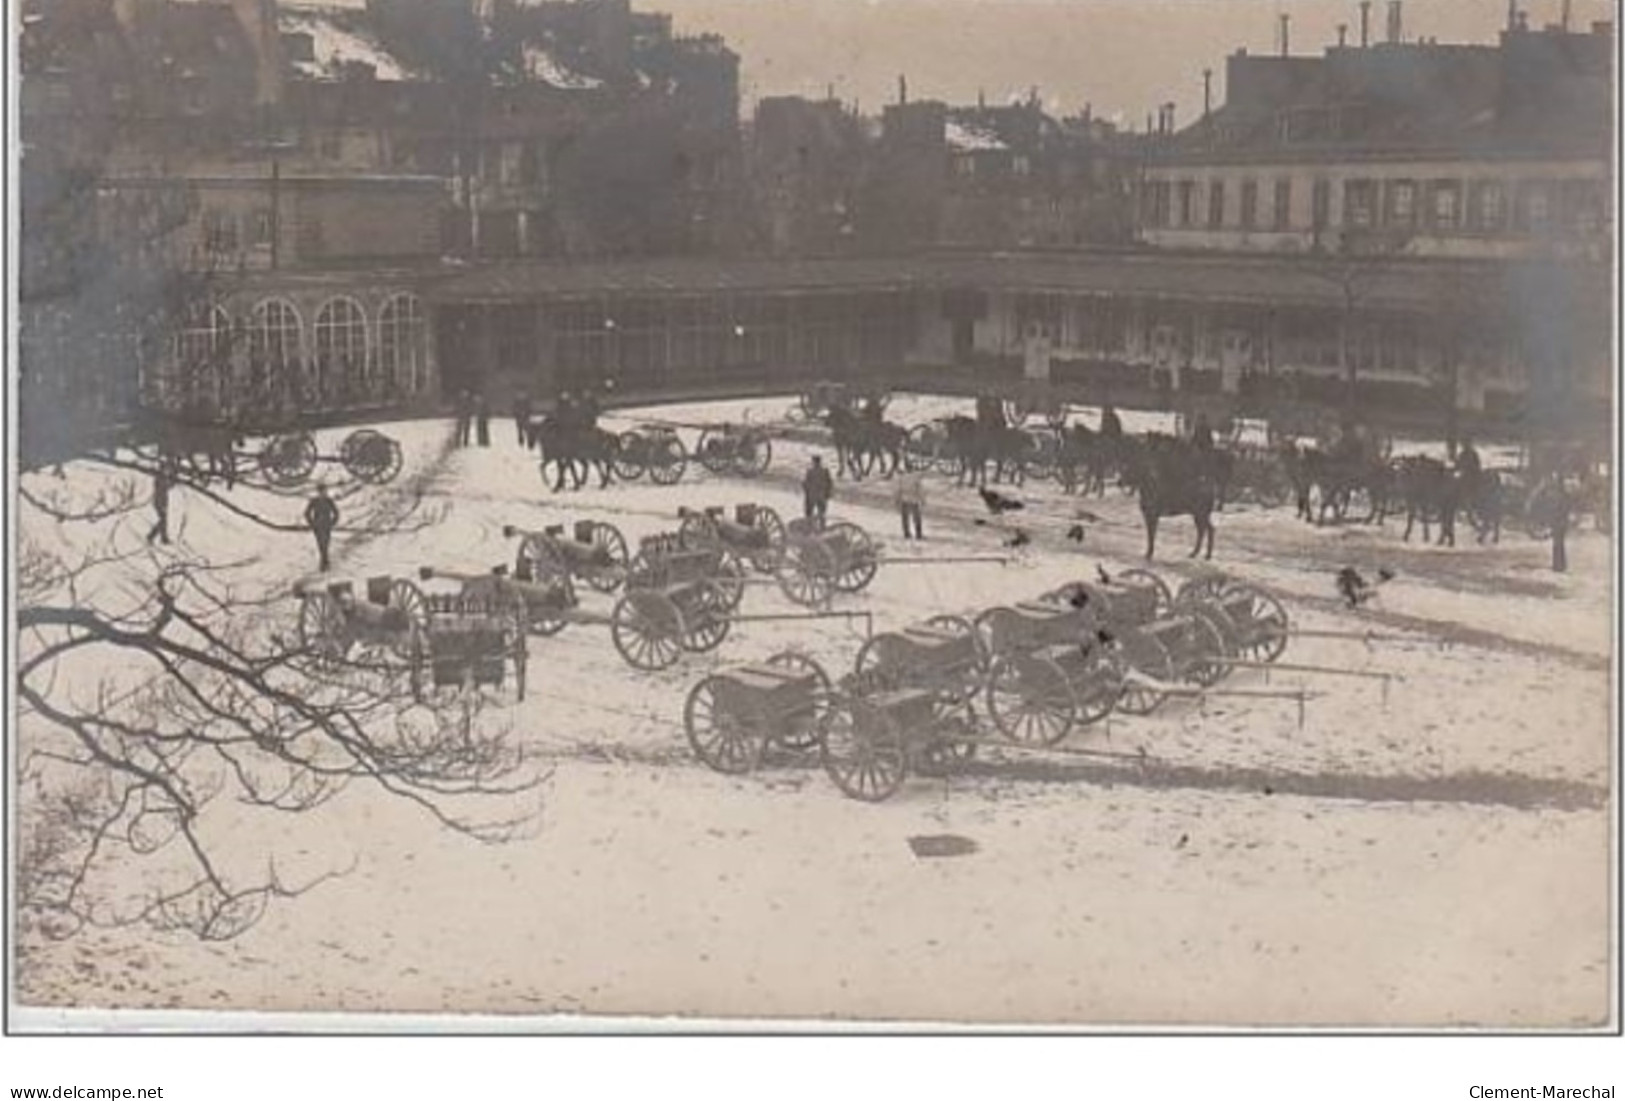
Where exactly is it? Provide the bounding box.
[313,297,370,406]
[1178,180,1195,227]
[248,208,273,248]
[1344,180,1375,227]
[247,299,302,405]
[500,142,523,187]
[1566,180,1605,237]
[1207,180,1225,228]
[954,155,975,177]
[202,208,238,256]
[1312,179,1331,229]
[1273,179,1291,230]
[1239,180,1258,229]
[1472,181,1506,230]
[1387,180,1417,226]
[169,305,232,412]
[1012,155,1031,177]
[378,294,427,398]
[1430,181,1460,231]
[1517,182,1553,233]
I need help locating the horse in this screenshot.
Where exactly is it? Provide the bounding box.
[1393,456,1459,546]
[1119,433,1218,560]
[534,417,617,491]
[825,406,906,480]
[1055,423,1113,497]
[1458,469,1505,545]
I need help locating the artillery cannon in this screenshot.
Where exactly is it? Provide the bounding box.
[505,520,629,594]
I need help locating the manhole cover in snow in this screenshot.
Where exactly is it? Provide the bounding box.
[908,834,978,859]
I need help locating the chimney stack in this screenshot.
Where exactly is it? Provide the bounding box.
[1360,1,1371,46]
[1386,1,1402,44]
[1202,68,1213,118]
[1337,23,1348,47]
[1165,102,1176,133]
[1560,0,1571,31]
[1279,12,1291,55]
[898,74,907,105]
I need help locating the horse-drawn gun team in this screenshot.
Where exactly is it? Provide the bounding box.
[135,362,1600,802]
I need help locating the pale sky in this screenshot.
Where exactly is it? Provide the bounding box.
[654,0,1615,123]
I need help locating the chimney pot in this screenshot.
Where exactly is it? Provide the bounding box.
[1337,23,1348,47]
[1359,0,1372,46]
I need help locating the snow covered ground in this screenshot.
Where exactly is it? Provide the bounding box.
[14,396,1615,1028]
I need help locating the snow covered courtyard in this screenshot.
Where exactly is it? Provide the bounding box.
[14,394,1615,1028]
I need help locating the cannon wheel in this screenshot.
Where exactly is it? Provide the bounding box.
[1222,582,1290,664]
[745,505,787,572]
[776,539,836,608]
[581,522,630,594]
[647,433,688,486]
[611,431,648,481]
[1174,573,1231,610]
[387,580,430,659]
[610,589,687,671]
[517,534,567,584]
[297,591,352,664]
[339,429,403,485]
[684,674,765,775]
[764,650,832,752]
[736,431,773,478]
[525,572,575,637]
[821,696,907,803]
[1117,568,1172,618]
[695,427,729,475]
[985,653,1074,747]
[914,698,979,774]
[1179,612,1230,688]
[258,433,318,488]
[678,510,719,550]
[852,633,905,688]
[1071,649,1124,727]
[709,550,747,612]
[681,581,734,653]
[825,521,879,593]
[923,614,988,703]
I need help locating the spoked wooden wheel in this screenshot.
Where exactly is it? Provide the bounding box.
[340,429,403,484]
[825,522,879,593]
[853,633,907,691]
[710,550,746,612]
[1070,648,1123,727]
[611,432,648,481]
[736,432,772,477]
[1115,629,1172,716]
[776,539,836,607]
[821,696,908,803]
[524,574,575,636]
[1223,582,1290,663]
[684,675,765,775]
[679,510,719,549]
[914,700,979,775]
[1178,612,1231,688]
[298,592,352,665]
[581,522,629,594]
[923,613,989,704]
[259,433,318,488]
[647,435,688,486]
[764,650,833,752]
[517,533,567,584]
[1117,568,1172,618]
[387,580,429,659]
[610,590,687,671]
[985,654,1075,747]
[680,582,733,653]
[1174,573,1231,610]
[695,428,730,475]
[745,505,786,572]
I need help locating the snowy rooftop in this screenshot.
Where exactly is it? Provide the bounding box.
[946,119,1008,152]
[279,7,419,82]
[520,43,603,90]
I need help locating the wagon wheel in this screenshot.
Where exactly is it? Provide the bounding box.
[387,580,430,659]
[820,696,908,803]
[711,550,747,612]
[684,675,765,775]
[775,539,835,608]
[297,591,352,665]
[985,653,1074,747]
[735,431,772,477]
[1221,582,1289,664]
[610,590,687,671]
[1116,568,1172,617]
[678,510,720,550]
[746,505,786,572]
[1173,573,1230,610]
[825,522,879,593]
[647,434,688,486]
[258,433,318,488]
[580,522,629,594]
[680,581,733,653]
[903,424,938,472]
[695,428,729,475]
[611,431,648,481]
[340,429,402,485]
[915,699,979,775]
[924,613,990,703]
[764,650,833,752]
[517,533,568,584]
[1179,612,1230,688]
[1070,648,1124,727]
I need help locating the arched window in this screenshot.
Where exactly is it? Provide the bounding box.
[377,293,427,398]
[169,304,233,414]
[247,298,303,410]
[314,297,369,407]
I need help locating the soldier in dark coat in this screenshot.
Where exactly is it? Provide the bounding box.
[146,460,174,545]
[475,393,492,447]
[802,455,834,528]
[455,390,474,447]
[305,485,340,573]
[513,391,533,449]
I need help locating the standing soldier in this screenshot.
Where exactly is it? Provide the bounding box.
[1544,471,1572,573]
[146,459,174,546]
[895,466,926,540]
[802,455,834,529]
[455,390,474,448]
[304,485,340,573]
[579,387,601,432]
[1191,411,1214,452]
[475,392,492,448]
[513,391,533,449]
[1099,400,1123,441]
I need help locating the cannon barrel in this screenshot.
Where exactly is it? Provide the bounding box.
[420,565,510,584]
